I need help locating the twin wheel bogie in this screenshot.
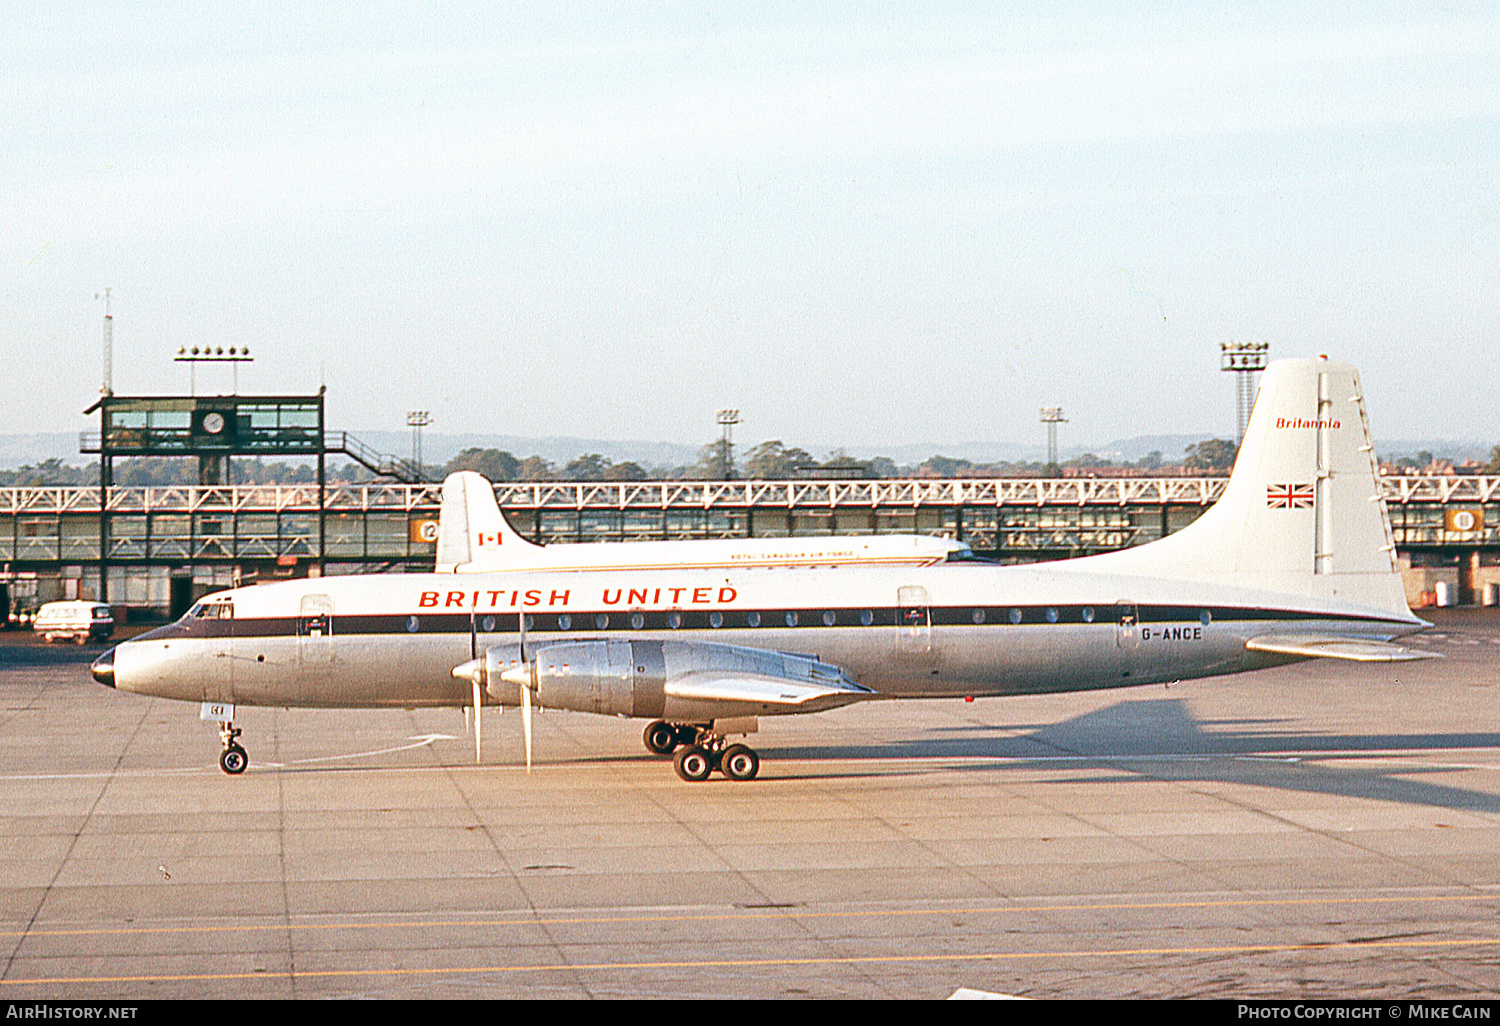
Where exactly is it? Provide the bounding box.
[643,720,761,782]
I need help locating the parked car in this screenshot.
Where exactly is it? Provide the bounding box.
[33,602,114,644]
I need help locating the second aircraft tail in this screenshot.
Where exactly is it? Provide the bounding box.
[435,471,538,571]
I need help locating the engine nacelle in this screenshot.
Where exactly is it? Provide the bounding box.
[480,640,652,717]
[478,639,863,719]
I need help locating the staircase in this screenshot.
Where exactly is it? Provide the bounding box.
[324,432,423,483]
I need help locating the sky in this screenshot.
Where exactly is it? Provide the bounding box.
[3,2,1497,454]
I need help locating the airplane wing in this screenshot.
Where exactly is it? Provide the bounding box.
[1245,634,1441,662]
[665,670,873,707]
[462,638,875,715]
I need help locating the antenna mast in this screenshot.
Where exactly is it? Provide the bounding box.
[99,288,113,395]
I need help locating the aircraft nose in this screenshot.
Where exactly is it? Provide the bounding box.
[91,648,116,688]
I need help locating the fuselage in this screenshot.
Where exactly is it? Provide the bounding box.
[105,560,1422,713]
[446,534,970,573]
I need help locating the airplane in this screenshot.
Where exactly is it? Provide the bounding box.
[92,358,1434,783]
[433,469,974,572]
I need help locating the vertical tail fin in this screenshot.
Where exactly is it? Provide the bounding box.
[435,472,537,571]
[1091,357,1412,619]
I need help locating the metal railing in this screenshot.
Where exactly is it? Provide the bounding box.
[79,429,421,483]
[1,476,1497,514]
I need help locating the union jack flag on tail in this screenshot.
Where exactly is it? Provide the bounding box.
[1266,482,1315,509]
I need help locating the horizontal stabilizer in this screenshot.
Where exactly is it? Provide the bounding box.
[1245,634,1441,662]
[665,670,873,707]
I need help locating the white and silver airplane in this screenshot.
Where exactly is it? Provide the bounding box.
[433,470,972,573]
[94,358,1432,783]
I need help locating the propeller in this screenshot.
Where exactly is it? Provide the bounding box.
[469,606,481,764]
[518,611,533,772]
[452,611,536,772]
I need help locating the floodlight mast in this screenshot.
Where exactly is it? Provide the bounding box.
[174,344,254,395]
[1040,407,1067,472]
[407,411,432,480]
[1220,342,1269,444]
[716,409,741,480]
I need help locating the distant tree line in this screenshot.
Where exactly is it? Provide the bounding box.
[0,457,376,487]
[440,437,1248,481]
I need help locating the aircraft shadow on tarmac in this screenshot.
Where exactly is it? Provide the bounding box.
[766,698,1500,814]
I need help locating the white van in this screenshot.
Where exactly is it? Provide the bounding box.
[33,602,115,644]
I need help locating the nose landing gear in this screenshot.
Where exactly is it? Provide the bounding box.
[218,722,248,775]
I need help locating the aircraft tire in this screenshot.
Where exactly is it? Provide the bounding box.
[643,720,678,755]
[720,744,759,781]
[673,745,713,783]
[219,745,248,776]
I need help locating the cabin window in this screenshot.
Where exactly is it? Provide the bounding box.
[1200,610,1212,625]
[747,611,761,627]
[1045,607,1058,623]
[1082,607,1095,623]
[785,611,798,627]
[594,614,608,630]
[667,612,682,629]
[822,611,836,627]
[860,610,873,626]
[1009,608,1022,625]
[709,612,723,628]
[406,615,419,633]
[630,613,645,629]
[972,609,985,625]
[556,614,570,631]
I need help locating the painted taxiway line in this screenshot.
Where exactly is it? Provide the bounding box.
[0,735,460,779]
[1,744,1497,782]
[5,890,1500,942]
[7,934,1500,987]
[259,733,459,768]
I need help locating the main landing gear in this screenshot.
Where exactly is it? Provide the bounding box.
[642,720,760,783]
[218,722,248,775]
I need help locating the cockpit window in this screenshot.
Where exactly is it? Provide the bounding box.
[945,548,980,562]
[189,602,234,620]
